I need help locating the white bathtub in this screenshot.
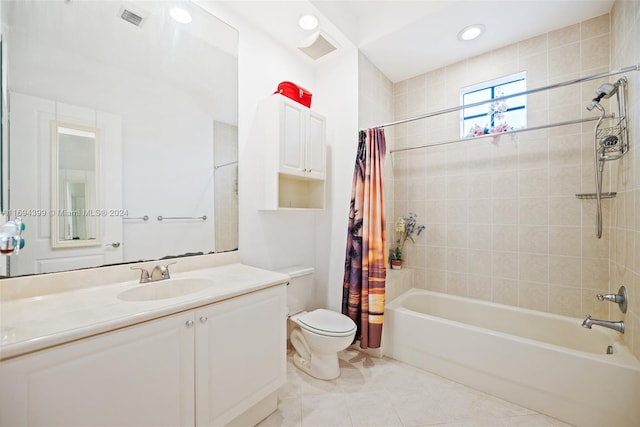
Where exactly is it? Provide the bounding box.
[383,288,640,427]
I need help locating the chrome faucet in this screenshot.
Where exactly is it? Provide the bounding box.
[581,314,625,333]
[131,262,176,283]
[150,262,175,281]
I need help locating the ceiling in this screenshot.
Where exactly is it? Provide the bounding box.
[223,0,615,82]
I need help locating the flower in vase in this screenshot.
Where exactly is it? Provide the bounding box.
[389,212,426,264]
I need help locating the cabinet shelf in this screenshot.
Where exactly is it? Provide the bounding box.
[278,174,325,209]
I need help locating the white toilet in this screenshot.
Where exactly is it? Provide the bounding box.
[278,266,357,380]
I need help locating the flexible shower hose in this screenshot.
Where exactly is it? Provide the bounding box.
[592,103,607,239]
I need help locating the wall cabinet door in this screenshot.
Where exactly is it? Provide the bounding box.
[305,110,326,179]
[195,285,287,426]
[278,96,326,180]
[279,100,306,177]
[0,311,195,427]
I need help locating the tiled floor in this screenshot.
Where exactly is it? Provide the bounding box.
[257,348,572,427]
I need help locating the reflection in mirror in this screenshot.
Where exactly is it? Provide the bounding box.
[2,0,238,277]
[66,182,88,239]
[51,122,100,248]
[213,121,238,253]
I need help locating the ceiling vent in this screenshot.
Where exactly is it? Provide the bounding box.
[298,31,338,60]
[119,6,145,27]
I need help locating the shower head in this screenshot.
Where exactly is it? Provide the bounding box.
[585,81,620,111]
[594,82,619,100]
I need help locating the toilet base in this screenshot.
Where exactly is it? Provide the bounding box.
[293,351,340,380]
[288,311,356,381]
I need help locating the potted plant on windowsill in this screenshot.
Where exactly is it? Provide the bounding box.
[389,212,425,270]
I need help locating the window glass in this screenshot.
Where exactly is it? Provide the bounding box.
[460,72,527,138]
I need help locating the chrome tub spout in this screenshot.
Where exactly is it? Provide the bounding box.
[581,314,624,333]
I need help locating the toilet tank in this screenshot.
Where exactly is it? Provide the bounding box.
[276,266,314,316]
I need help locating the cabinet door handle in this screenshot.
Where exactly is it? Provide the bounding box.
[199,316,208,324]
[185,320,194,327]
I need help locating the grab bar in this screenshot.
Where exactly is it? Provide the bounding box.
[157,215,207,221]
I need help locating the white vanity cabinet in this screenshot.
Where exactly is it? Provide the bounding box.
[256,94,326,210]
[0,284,287,427]
[195,284,287,425]
[0,310,196,427]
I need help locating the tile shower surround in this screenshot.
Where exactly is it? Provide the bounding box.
[384,9,640,359]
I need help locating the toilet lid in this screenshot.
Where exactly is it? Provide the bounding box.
[297,309,357,337]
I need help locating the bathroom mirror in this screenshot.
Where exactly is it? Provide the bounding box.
[51,122,100,248]
[1,0,238,276]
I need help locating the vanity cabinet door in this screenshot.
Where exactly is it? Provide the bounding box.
[0,311,195,427]
[194,284,287,426]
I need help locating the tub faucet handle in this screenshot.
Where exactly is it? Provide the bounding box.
[596,285,627,314]
[596,293,622,303]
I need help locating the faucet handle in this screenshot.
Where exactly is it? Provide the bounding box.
[596,285,627,314]
[157,261,177,279]
[130,266,150,283]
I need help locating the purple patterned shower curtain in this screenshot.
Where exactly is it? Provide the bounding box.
[342,128,387,349]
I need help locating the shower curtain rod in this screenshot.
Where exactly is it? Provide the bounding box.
[372,63,639,131]
[390,114,613,154]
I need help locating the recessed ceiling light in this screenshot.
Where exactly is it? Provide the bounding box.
[170,7,192,24]
[298,14,318,31]
[458,24,485,41]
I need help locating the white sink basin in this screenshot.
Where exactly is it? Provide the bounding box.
[118,277,215,302]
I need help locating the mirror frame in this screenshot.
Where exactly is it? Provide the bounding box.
[50,121,101,249]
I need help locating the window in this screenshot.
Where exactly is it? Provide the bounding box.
[460,72,527,138]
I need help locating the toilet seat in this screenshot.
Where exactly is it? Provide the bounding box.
[295,309,357,337]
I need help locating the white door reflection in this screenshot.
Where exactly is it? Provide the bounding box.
[52,122,100,248]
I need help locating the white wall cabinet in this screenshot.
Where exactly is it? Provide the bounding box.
[0,285,287,427]
[256,94,326,210]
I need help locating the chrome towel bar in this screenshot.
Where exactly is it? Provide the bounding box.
[157,215,207,221]
[124,215,149,221]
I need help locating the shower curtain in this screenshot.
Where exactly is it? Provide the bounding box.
[342,128,387,349]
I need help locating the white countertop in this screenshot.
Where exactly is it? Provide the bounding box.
[0,263,289,360]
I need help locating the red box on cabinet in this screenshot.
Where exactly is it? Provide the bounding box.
[274,81,312,108]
